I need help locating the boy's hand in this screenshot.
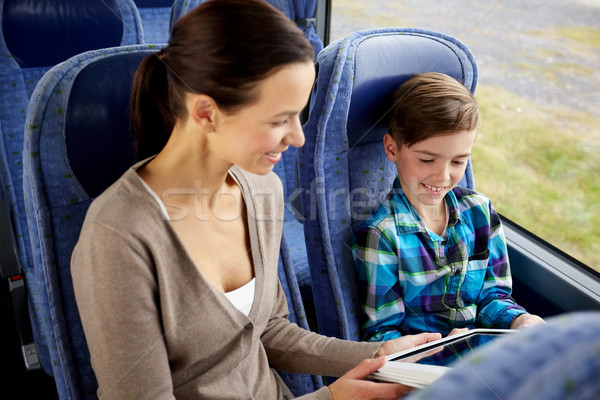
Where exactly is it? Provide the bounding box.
[447,328,469,336]
[510,313,546,329]
[375,332,442,357]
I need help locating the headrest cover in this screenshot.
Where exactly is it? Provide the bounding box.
[2,0,123,68]
[133,0,173,7]
[65,52,150,198]
[347,34,472,147]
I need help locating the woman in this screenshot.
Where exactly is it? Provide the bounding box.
[71,1,441,398]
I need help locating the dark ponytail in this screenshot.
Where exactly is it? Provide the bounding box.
[130,49,174,161]
[130,0,314,161]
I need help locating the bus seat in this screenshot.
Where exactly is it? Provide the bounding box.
[169,0,320,296]
[23,43,321,399]
[299,28,478,342]
[134,0,174,44]
[405,311,600,400]
[0,0,143,381]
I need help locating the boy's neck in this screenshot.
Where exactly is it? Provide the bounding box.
[413,199,447,236]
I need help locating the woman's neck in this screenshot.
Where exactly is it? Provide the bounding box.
[137,127,239,219]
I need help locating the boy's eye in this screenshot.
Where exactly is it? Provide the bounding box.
[452,160,466,165]
[419,159,434,164]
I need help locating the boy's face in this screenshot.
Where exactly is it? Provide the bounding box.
[383,130,477,214]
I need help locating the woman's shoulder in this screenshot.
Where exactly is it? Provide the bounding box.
[82,166,162,234]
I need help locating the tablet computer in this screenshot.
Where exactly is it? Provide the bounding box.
[387,328,514,367]
[370,328,515,388]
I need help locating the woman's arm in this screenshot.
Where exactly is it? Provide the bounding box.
[71,222,175,399]
[261,280,381,377]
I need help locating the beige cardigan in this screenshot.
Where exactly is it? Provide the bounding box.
[71,161,380,399]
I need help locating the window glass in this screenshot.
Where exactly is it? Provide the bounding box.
[331,0,600,271]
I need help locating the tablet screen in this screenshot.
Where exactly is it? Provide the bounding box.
[390,332,507,367]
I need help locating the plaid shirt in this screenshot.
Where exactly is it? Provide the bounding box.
[351,177,526,341]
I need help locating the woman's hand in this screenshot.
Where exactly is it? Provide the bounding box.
[328,333,443,399]
[328,356,411,400]
[375,332,442,357]
[511,313,546,329]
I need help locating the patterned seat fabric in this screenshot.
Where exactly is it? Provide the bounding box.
[406,311,600,400]
[134,0,174,44]
[0,0,143,391]
[299,28,478,342]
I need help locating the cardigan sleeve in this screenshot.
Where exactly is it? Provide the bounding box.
[260,280,381,379]
[71,221,175,400]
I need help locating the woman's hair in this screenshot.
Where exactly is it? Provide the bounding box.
[388,72,480,147]
[130,0,314,160]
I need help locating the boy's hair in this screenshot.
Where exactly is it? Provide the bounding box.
[388,72,480,147]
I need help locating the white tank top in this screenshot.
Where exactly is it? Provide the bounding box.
[138,175,256,316]
[223,278,256,316]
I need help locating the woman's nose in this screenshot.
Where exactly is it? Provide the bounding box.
[285,115,305,148]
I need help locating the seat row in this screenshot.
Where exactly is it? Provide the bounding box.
[1,1,324,397]
[1,1,477,398]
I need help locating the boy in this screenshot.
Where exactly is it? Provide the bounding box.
[351,72,544,342]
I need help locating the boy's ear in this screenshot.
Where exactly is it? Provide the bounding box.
[383,133,399,162]
[191,94,218,133]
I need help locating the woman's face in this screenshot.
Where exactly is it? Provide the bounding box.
[213,61,315,175]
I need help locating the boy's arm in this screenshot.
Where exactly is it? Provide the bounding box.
[476,203,527,328]
[352,226,406,342]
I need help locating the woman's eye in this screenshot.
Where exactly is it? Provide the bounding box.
[272,120,289,127]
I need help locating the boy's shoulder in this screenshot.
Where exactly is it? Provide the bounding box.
[452,185,492,208]
[353,188,418,234]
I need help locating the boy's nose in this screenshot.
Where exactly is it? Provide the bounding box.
[434,163,451,182]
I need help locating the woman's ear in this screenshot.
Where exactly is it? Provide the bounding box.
[190,94,218,133]
[383,133,399,162]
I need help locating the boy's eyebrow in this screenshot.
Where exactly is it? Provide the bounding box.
[414,149,472,158]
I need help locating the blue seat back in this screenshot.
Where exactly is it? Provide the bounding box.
[134,0,174,44]
[23,44,157,399]
[0,0,143,382]
[24,43,321,398]
[406,312,600,400]
[299,28,478,341]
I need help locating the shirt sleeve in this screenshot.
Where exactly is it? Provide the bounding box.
[476,202,527,328]
[71,222,175,400]
[260,280,381,379]
[352,225,406,342]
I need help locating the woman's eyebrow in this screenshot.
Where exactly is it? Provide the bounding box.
[271,110,297,118]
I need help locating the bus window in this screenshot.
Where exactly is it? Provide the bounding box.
[330,0,600,272]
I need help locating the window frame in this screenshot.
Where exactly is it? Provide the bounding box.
[503,215,600,315]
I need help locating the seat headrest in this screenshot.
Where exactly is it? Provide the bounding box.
[347,33,476,148]
[133,0,173,7]
[2,0,124,68]
[65,51,149,198]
